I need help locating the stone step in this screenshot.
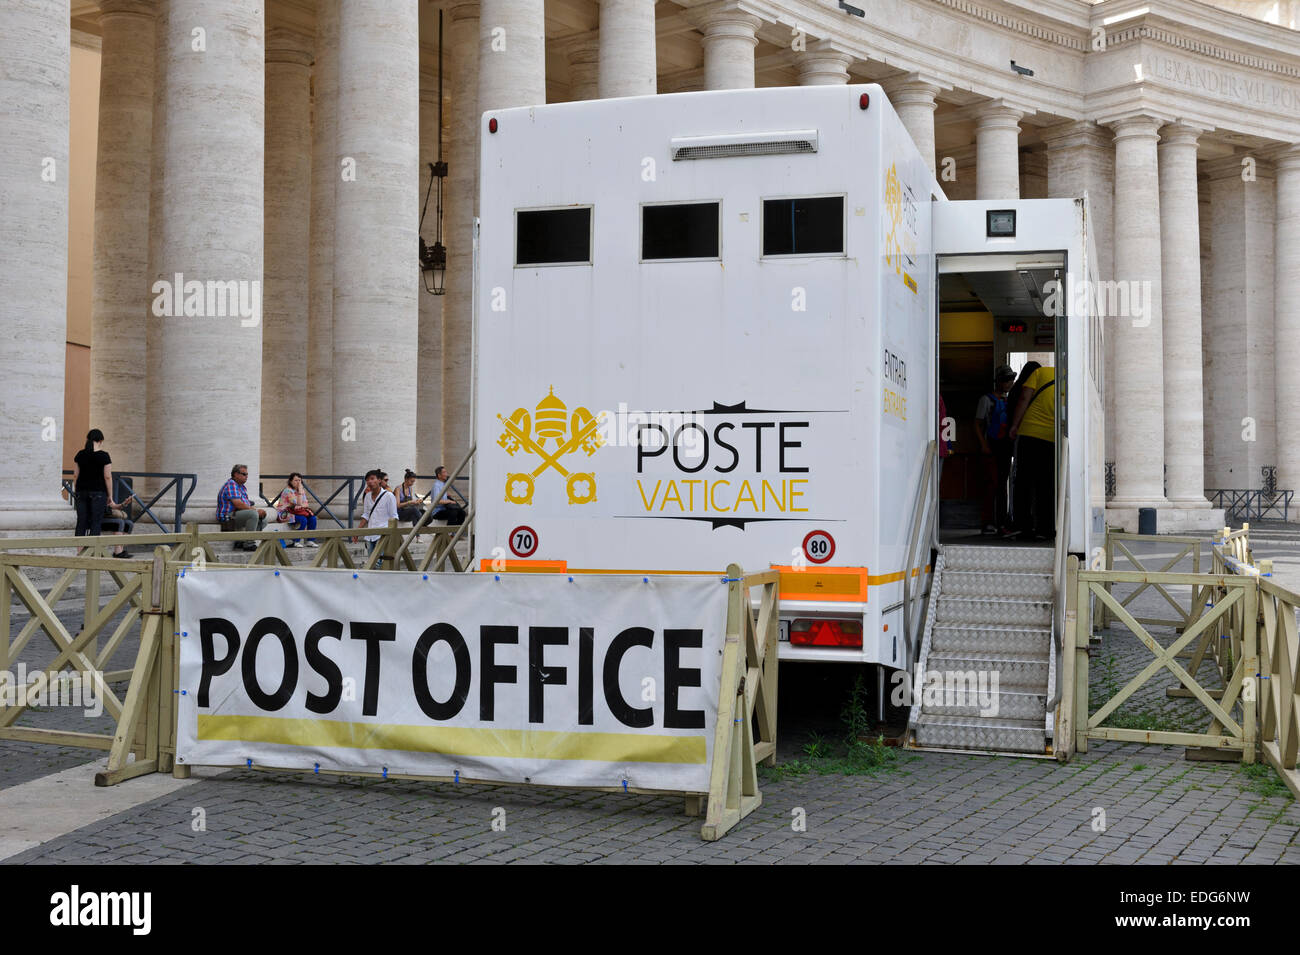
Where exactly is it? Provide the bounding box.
[914,715,1047,753]
[930,624,1051,655]
[941,569,1053,600]
[935,595,1052,628]
[941,544,1054,573]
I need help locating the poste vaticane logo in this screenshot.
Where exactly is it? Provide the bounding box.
[497,387,604,505]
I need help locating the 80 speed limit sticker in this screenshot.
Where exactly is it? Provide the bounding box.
[802,530,835,564]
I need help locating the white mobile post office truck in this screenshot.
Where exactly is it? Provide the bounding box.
[472,84,1101,686]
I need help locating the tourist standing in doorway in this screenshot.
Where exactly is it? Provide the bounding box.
[976,365,1017,535]
[1008,363,1056,541]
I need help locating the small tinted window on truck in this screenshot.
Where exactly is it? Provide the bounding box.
[762,196,844,256]
[516,207,592,265]
[641,202,721,260]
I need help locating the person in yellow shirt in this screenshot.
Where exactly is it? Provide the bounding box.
[1007,363,1055,540]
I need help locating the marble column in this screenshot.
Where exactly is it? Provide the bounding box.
[331,0,420,475]
[1275,146,1300,506]
[90,0,156,473]
[973,102,1023,200]
[1205,155,1276,490]
[691,2,760,91]
[0,0,70,531]
[1108,115,1167,507]
[1199,177,1214,482]
[307,0,339,475]
[261,28,313,477]
[416,65,444,473]
[887,76,942,177]
[1158,124,1209,506]
[441,2,481,470]
[599,0,657,98]
[795,42,851,87]
[1043,121,1116,468]
[148,0,265,506]
[564,34,600,102]
[479,0,545,111]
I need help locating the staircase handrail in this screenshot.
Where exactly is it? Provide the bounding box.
[902,440,938,671]
[1047,441,1069,713]
[395,442,476,566]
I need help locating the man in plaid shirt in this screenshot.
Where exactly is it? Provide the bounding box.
[218,463,266,551]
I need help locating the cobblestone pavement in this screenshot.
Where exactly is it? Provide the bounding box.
[1,534,1298,864]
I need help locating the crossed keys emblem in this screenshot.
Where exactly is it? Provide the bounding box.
[497,387,604,505]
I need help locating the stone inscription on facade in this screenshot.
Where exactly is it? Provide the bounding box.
[1142,50,1300,113]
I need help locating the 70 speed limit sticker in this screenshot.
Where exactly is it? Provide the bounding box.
[802,530,835,564]
[508,525,539,558]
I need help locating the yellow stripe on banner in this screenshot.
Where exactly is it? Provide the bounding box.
[197,714,707,765]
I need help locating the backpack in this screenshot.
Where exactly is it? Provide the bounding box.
[984,393,1009,441]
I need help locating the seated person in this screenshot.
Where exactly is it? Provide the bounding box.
[396,469,425,523]
[100,502,134,558]
[217,463,266,551]
[276,472,319,548]
[428,466,467,525]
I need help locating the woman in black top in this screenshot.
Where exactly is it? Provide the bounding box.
[72,429,117,537]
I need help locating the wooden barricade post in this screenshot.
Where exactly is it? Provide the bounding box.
[701,564,780,841]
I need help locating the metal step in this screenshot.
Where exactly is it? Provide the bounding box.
[930,624,1051,655]
[941,544,1053,573]
[920,687,1046,721]
[925,650,1049,689]
[935,594,1052,627]
[914,715,1047,753]
[941,569,1052,599]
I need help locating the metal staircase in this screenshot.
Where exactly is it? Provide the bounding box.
[908,544,1055,754]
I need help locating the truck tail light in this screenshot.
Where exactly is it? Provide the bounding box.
[789,618,863,648]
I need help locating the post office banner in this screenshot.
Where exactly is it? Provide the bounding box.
[176,569,728,793]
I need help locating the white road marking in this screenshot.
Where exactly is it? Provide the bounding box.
[0,759,220,861]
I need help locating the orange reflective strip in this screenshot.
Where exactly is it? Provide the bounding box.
[771,566,869,603]
[867,565,932,585]
[477,558,567,573]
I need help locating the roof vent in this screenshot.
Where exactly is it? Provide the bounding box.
[670,129,819,161]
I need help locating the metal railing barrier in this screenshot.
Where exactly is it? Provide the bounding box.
[62,471,197,532]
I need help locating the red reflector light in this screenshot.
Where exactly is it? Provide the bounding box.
[859,93,870,110]
[488,117,498,133]
[789,618,863,648]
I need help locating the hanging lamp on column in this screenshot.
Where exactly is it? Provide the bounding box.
[419,9,447,295]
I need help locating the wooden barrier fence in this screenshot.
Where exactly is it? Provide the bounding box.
[0,536,779,840]
[1099,528,1208,632]
[1061,523,1300,799]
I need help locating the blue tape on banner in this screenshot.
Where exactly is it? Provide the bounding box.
[314,763,319,774]
[353,573,358,579]
[643,577,649,584]
[274,570,280,576]
[423,575,428,580]
[494,575,501,582]
[721,577,740,582]
[568,576,574,582]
